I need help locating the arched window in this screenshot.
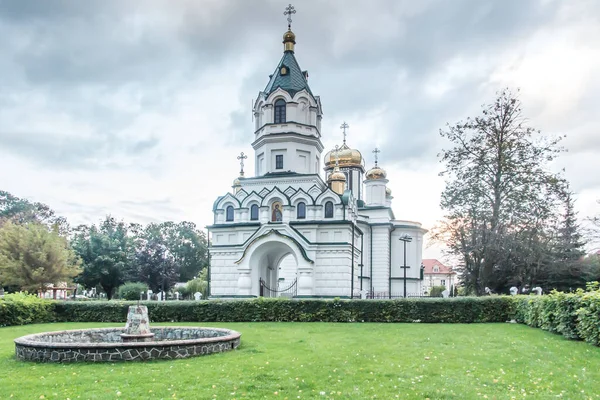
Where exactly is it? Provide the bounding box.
[297,202,306,219]
[226,206,234,222]
[250,204,259,221]
[274,99,286,123]
[324,201,334,219]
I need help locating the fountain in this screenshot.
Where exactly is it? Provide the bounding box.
[14,305,241,362]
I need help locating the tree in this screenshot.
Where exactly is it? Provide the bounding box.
[0,190,68,234]
[434,89,566,294]
[130,221,208,290]
[0,222,80,292]
[71,216,136,300]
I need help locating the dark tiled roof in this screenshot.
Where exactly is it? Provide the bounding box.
[264,51,313,98]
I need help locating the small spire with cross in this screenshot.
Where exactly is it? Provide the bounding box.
[372,147,381,167]
[340,121,349,144]
[334,145,340,169]
[237,152,248,177]
[284,4,296,30]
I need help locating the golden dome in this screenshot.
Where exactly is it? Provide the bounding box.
[324,143,363,169]
[328,170,347,182]
[283,29,296,43]
[232,178,241,186]
[365,166,387,180]
[386,187,392,196]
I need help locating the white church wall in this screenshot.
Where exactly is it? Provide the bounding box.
[209,251,242,297]
[370,225,391,293]
[314,249,353,297]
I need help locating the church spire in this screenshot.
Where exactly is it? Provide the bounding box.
[283,4,297,53]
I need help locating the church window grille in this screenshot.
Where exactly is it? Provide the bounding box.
[324,201,334,218]
[226,206,234,222]
[274,99,286,123]
[297,202,306,219]
[250,204,259,221]
[276,155,283,169]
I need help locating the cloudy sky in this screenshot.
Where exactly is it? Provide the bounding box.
[1,0,599,258]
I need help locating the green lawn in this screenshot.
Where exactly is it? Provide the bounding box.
[1,323,599,399]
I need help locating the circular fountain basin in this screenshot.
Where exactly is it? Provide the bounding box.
[14,327,241,362]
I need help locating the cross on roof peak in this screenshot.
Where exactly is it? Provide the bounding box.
[237,152,248,176]
[284,4,296,30]
[372,147,381,166]
[340,121,349,144]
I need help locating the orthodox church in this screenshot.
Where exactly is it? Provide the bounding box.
[208,7,427,299]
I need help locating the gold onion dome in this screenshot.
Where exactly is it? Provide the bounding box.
[365,165,387,180]
[283,29,296,43]
[233,177,241,186]
[324,144,363,169]
[329,169,347,182]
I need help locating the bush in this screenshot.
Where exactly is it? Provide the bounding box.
[0,292,54,327]
[117,282,148,301]
[429,286,446,297]
[49,296,513,324]
[512,284,600,346]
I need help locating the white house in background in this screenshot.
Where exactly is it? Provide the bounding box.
[422,259,457,294]
[207,9,427,299]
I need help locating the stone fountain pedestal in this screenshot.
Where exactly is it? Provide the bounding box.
[120,305,155,343]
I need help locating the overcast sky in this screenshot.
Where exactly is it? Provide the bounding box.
[1,0,599,258]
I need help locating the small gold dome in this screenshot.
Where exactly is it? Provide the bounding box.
[324,143,363,169]
[386,187,392,196]
[283,29,296,43]
[232,178,241,186]
[329,170,347,182]
[365,166,387,180]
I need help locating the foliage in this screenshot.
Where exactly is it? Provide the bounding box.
[117,282,148,301]
[129,222,208,292]
[434,89,568,295]
[50,296,513,324]
[513,283,600,345]
[0,190,68,234]
[0,222,81,292]
[428,285,446,297]
[3,322,600,398]
[0,293,54,327]
[71,216,136,300]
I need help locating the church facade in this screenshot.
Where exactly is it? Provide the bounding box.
[208,11,427,299]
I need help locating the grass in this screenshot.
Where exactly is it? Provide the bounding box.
[1,323,600,399]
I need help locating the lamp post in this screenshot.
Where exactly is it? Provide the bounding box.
[399,234,413,298]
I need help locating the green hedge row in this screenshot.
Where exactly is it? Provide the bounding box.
[513,290,600,346]
[1,296,514,326]
[0,293,55,327]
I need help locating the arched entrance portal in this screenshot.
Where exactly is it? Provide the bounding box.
[235,230,314,297]
[252,243,297,298]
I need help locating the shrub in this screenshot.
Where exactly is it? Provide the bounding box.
[117,282,148,301]
[0,292,54,327]
[429,286,446,297]
[576,291,600,346]
[49,296,513,324]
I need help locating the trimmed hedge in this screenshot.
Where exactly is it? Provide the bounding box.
[0,293,54,327]
[50,296,513,324]
[513,290,600,346]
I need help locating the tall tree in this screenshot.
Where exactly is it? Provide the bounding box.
[434,89,566,294]
[71,216,135,300]
[0,190,69,234]
[0,222,81,292]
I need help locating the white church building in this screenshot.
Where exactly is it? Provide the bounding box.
[208,7,427,299]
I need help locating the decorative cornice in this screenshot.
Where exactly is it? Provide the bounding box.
[234,229,314,265]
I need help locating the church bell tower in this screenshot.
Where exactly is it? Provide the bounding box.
[252,5,324,177]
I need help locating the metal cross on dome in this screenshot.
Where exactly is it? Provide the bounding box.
[372,147,381,166]
[340,121,349,144]
[237,152,248,176]
[284,4,296,30]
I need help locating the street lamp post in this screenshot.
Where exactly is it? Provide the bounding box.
[399,234,413,298]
